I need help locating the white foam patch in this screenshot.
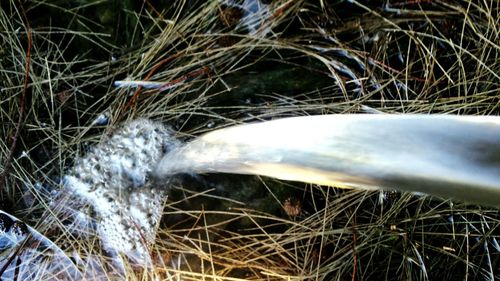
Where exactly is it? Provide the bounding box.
[60,119,179,266]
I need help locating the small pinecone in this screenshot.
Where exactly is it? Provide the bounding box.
[283,197,302,217]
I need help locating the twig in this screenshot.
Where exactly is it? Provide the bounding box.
[117,52,184,121]
[117,52,210,121]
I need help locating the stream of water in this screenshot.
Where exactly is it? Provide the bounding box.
[155,114,500,207]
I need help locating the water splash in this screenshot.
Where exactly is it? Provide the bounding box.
[34,119,181,278]
[61,119,179,264]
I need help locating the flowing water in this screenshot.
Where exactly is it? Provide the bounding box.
[155,114,500,207]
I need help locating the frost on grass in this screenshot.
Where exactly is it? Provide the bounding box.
[56,119,179,268]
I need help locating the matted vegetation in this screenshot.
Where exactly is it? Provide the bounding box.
[0,0,498,280]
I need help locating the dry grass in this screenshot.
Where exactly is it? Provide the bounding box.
[0,0,499,280]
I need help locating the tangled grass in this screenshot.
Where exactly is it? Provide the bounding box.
[0,0,499,280]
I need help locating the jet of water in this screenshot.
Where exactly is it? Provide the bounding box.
[155,114,500,207]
